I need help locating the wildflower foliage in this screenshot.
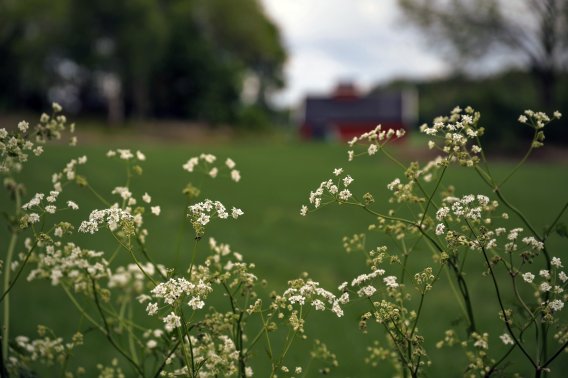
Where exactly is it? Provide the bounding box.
[1,105,567,377]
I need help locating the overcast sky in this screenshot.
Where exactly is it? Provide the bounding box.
[260,0,457,107]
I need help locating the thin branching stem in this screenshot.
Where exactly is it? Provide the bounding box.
[2,189,20,363]
[90,278,144,375]
[498,129,537,189]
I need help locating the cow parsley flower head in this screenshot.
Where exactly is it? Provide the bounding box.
[549,299,564,312]
[187,200,243,237]
[78,208,134,234]
[499,333,514,345]
[163,312,181,332]
[183,154,241,183]
[522,272,535,283]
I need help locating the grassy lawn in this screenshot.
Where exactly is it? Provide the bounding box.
[2,135,567,377]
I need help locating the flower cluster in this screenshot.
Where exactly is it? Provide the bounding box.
[78,207,134,234]
[346,124,406,161]
[160,334,240,377]
[348,268,401,299]
[48,155,88,192]
[27,242,109,293]
[435,194,497,226]
[420,106,482,166]
[109,262,165,295]
[187,199,243,237]
[301,168,355,215]
[106,148,146,161]
[12,327,83,371]
[0,103,74,175]
[517,109,561,148]
[183,154,241,182]
[145,277,213,331]
[279,278,347,318]
[20,190,80,228]
[521,256,566,318]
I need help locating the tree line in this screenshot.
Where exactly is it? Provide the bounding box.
[0,0,286,126]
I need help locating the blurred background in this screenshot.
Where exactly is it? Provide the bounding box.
[1,0,568,148]
[2,1,568,376]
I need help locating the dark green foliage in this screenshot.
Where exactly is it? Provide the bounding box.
[0,0,286,123]
[375,70,568,150]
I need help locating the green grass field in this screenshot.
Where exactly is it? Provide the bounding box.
[2,136,568,377]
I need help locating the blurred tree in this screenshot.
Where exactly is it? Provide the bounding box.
[0,0,286,125]
[196,0,287,109]
[398,0,568,109]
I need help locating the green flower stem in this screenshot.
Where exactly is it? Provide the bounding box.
[63,283,144,375]
[381,145,442,214]
[2,232,17,363]
[272,307,307,375]
[110,232,157,285]
[222,282,246,377]
[482,245,537,368]
[494,189,541,240]
[357,203,478,333]
[474,164,541,241]
[380,146,407,171]
[418,165,447,229]
[409,293,426,341]
[544,200,568,239]
[486,344,517,376]
[475,134,494,181]
[259,311,274,360]
[153,338,182,377]
[2,189,20,363]
[136,234,167,280]
[61,284,105,332]
[90,279,144,375]
[177,307,195,377]
[86,183,112,207]
[542,339,568,371]
[246,309,276,356]
[507,258,537,325]
[127,303,139,366]
[498,129,537,189]
[187,238,200,279]
[366,298,411,373]
[0,239,38,303]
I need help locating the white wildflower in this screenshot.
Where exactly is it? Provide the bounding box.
[66,201,79,210]
[225,158,236,169]
[18,121,29,133]
[522,272,535,283]
[231,169,241,182]
[368,144,378,155]
[231,207,244,219]
[499,333,514,345]
[163,312,181,332]
[383,276,399,288]
[142,193,151,204]
[146,303,158,316]
[549,299,564,312]
[338,189,352,201]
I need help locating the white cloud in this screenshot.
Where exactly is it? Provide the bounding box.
[261,0,451,106]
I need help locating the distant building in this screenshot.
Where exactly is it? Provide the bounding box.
[300,82,417,141]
